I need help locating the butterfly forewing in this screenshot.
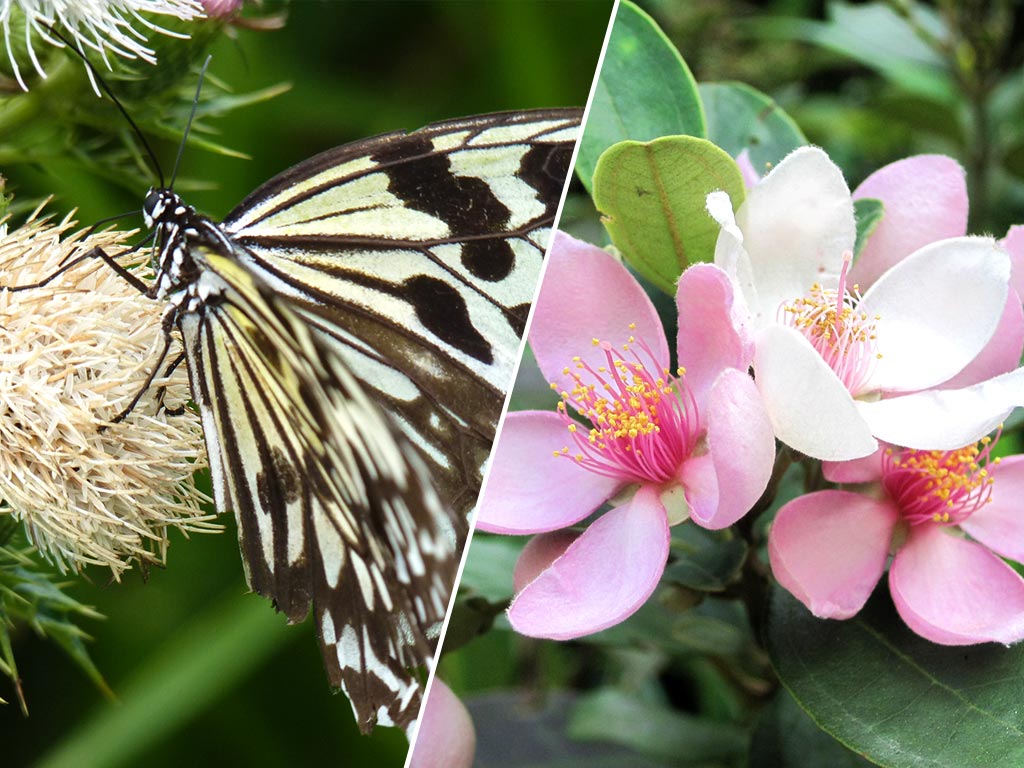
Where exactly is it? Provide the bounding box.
[146,109,580,732]
[221,110,581,515]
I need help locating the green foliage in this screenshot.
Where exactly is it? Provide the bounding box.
[0,519,107,714]
[664,524,748,594]
[568,688,747,766]
[576,0,705,194]
[768,586,1024,767]
[749,689,874,768]
[755,2,955,105]
[593,136,744,294]
[698,81,806,174]
[853,198,885,258]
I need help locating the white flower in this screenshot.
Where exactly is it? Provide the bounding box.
[1,0,205,90]
[708,147,1011,461]
[0,205,213,577]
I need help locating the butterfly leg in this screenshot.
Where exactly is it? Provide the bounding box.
[2,244,150,295]
[153,350,188,417]
[102,305,178,429]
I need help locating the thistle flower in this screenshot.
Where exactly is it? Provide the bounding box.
[0,205,213,578]
[1,0,205,90]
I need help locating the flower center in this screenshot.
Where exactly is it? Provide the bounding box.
[881,434,1000,527]
[780,252,880,395]
[551,326,700,485]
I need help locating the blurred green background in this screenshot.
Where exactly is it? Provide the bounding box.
[0,2,612,766]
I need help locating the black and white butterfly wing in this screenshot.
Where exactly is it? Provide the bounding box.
[180,248,455,731]
[220,110,581,517]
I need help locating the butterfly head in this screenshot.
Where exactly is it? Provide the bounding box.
[142,187,188,228]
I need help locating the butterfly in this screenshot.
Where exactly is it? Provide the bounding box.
[125,108,581,732]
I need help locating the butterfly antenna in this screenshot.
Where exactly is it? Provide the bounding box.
[44,24,166,189]
[170,55,213,190]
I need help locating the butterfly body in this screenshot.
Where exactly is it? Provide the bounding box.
[136,109,581,731]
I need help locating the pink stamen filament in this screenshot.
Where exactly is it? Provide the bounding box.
[780,250,880,395]
[551,331,700,485]
[882,431,1001,527]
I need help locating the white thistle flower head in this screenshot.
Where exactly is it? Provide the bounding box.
[0,205,214,578]
[1,0,206,90]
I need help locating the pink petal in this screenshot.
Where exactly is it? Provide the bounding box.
[769,490,898,619]
[1003,225,1024,300]
[939,290,1024,389]
[530,232,669,394]
[680,369,774,529]
[822,445,886,484]
[754,324,878,461]
[736,148,762,189]
[475,411,621,535]
[960,455,1024,564]
[850,155,968,289]
[513,531,580,593]
[890,524,1024,645]
[507,486,669,639]
[675,263,753,408]
[409,679,475,768]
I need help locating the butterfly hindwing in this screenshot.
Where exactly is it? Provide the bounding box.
[180,249,456,730]
[220,110,581,516]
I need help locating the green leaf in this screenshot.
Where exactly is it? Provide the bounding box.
[754,1,955,105]
[0,529,108,712]
[665,524,748,593]
[768,585,1024,768]
[750,688,875,768]
[853,198,884,259]
[568,688,747,765]
[459,534,526,603]
[593,136,744,294]
[576,0,705,194]
[699,81,806,176]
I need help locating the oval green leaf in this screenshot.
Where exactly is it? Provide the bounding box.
[768,585,1024,767]
[593,135,744,294]
[576,0,705,194]
[699,81,807,177]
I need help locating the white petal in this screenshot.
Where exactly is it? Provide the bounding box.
[736,147,855,324]
[857,367,1024,450]
[860,237,1010,392]
[709,191,758,325]
[755,325,877,460]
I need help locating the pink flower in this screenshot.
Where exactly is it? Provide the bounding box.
[202,0,241,17]
[707,148,1013,461]
[475,233,775,639]
[849,155,1023,389]
[408,678,475,768]
[843,156,1024,452]
[769,435,1024,644]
